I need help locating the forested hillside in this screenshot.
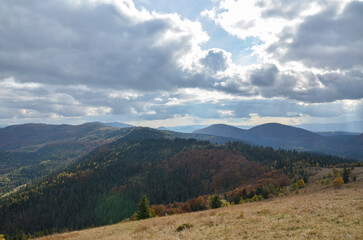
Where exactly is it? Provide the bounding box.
[0,128,357,239]
[0,123,132,196]
[0,123,240,197]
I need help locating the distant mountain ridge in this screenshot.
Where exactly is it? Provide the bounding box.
[296,121,363,133]
[157,125,207,133]
[93,121,133,129]
[194,123,363,160]
[0,122,123,150]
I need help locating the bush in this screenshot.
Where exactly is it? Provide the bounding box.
[297,179,306,188]
[250,194,263,202]
[291,183,299,191]
[176,223,193,232]
[333,177,344,187]
[221,199,229,207]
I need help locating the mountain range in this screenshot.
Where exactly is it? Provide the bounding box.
[194,123,363,160]
[0,126,356,238]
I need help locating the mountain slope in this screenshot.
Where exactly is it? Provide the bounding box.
[194,124,247,140]
[0,123,252,197]
[243,123,327,151]
[0,123,132,196]
[339,134,363,160]
[193,123,363,160]
[94,122,134,129]
[0,123,123,151]
[36,175,363,240]
[0,128,356,238]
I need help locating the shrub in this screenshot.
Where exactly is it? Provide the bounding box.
[221,199,229,207]
[176,223,193,232]
[297,179,306,188]
[333,177,344,187]
[250,194,263,202]
[332,167,339,177]
[291,183,299,191]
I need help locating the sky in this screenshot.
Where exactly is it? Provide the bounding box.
[0,0,362,128]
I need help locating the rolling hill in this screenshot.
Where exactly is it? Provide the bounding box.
[194,123,363,160]
[0,127,357,239]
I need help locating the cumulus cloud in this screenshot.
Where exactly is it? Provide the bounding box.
[200,49,230,73]
[272,1,363,70]
[0,0,209,91]
[0,78,112,119]
[203,0,363,103]
[249,64,278,86]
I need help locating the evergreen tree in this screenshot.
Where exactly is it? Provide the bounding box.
[241,188,247,200]
[343,165,349,183]
[209,193,222,209]
[136,195,152,220]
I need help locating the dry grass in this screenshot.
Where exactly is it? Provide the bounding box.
[40,168,363,240]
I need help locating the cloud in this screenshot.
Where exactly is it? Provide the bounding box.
[271,1,363,70]
[200,49,230,73]
[0,0,362,125]
[0,78,112,119]
[0,0,209,91]
[249,64,278,86]
[203,0,363,103]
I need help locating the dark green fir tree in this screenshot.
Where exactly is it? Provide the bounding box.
[136,195,152,220]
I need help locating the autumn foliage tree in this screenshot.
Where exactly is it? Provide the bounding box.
[333,177,344,187]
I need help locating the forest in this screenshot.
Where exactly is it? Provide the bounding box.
[0,127,358,239]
